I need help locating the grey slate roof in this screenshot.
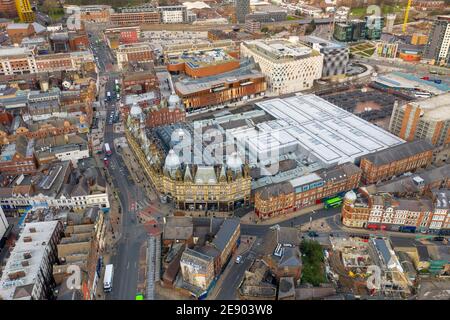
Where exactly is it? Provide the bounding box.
[363,140,433,166]
[212,218,240,252]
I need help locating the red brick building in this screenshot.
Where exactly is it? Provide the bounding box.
[0,0,17,18]
[0,135,38,174]
[145,103,186,128]
[117,43,154,70]
[110,11,160,26]
[359,140,434,185]
[255,163,362,220]
[6,23,35,44]
[122,66,159,94]
[69,32,90,51]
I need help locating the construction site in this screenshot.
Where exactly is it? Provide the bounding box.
[327,235,413,299]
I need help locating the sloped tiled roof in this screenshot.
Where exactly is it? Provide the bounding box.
[362,140,433,166]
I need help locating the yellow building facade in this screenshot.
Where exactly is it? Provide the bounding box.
[15,0,35,22]
[125,109,251,212]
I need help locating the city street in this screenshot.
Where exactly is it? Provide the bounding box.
[87,30,150,300]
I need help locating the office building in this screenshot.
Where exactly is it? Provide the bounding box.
[245,19,261,34]
[0,221,63,300]
[333,19,369,42]
[116,43,154,70]
[15,0,34,23]
[240,38,323,94]
[299,35,349,78]
[423,15,450,66]
[111,6,160,26]
[77,5,112,23]
[385,14,396,33]
[389,93,450,147]
[158,6,187,24]
[365,16,384,40]
[235,0,250,24]
[245,10,287,23]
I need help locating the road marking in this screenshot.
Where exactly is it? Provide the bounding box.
[127,262,130,270]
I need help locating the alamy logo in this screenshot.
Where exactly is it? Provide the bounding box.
[366,265,381,290]
[168,126,280,176]
[366,5,382,30]
[66,7,82,31]
[66,265,81,290]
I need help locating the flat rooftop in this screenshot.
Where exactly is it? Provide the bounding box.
[242,39,315,61]
[174,58,263,95]
[0,221,60,300]
[408,92,450,121]
[167,48,237,69]
[0,47,33,57]
[374,72,450,95]
[248,94,404,166]
[299,35,346,49]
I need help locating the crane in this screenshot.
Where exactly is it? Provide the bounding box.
[402,0,412,33]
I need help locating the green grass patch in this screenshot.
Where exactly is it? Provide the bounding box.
[350,5,403,18]
[300,240,327,286]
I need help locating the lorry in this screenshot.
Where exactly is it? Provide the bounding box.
[103,264,114,293]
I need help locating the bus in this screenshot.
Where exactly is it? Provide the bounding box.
[414,91,431,98]
[103,264,114,293]
[104,143,112,156]
[324,196,343,209]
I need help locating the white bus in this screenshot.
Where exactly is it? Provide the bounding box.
[414,91,431,98]
[103,264,114,293]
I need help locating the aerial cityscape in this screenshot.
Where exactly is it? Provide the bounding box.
[0,0,449,305]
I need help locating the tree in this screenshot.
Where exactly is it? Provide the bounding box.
[305,19,317,35]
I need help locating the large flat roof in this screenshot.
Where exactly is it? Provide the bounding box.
[0,221,60,300]
[374,72,450,95]
[248,94,405,166]
[242,39,315,61]
[409,92,450,122]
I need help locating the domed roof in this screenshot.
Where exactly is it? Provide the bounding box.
[227,152,242,171]
[164,149,180,170]
[130,103,143,118]
[344,190,357,202]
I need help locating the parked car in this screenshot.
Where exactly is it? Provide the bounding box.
[235,255,242,264]
[308,231,319,238]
